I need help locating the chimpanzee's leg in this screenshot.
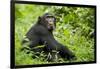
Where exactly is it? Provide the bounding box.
[41,34,75,61]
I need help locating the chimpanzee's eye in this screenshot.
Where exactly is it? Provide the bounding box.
[51,18,55,21]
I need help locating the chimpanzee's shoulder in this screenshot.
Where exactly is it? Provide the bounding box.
[33,24,49,35]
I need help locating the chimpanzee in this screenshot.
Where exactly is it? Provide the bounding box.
[22,13,76,61]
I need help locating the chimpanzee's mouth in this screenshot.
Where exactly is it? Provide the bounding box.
[48,26,55,31]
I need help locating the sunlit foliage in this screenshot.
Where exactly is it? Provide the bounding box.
[15,4,95,65]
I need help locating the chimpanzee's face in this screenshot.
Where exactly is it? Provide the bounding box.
[45,15,56,31]
[39,13,56,31]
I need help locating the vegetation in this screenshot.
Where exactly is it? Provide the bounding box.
[15,4,95,65]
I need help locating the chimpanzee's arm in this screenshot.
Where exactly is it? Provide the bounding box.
[40,32,75,60]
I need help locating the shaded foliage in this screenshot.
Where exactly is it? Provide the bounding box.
[15,4,95,65]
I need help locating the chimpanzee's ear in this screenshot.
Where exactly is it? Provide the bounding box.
[38,16,41,20]
[37,16,41,23]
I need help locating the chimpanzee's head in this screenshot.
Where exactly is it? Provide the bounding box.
[38,13,56,31]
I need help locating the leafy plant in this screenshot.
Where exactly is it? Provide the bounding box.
[15,4,95,65]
